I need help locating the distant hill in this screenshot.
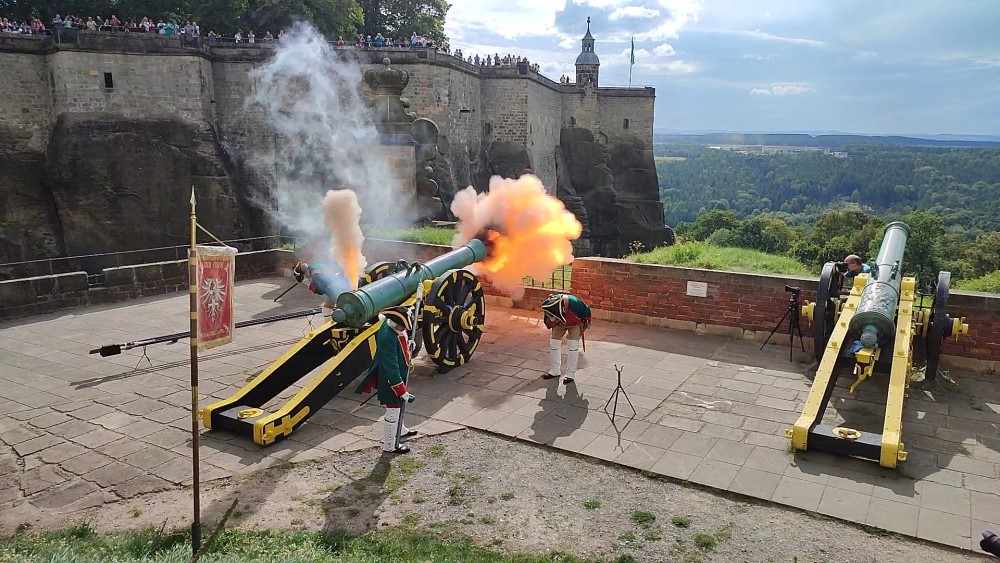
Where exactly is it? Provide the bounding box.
[653,132,1000,148]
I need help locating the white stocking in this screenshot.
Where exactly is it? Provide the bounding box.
[549,337,562,376]
[382,407,400,451]
[566,339,580,380]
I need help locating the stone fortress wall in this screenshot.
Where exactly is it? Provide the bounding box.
[0,34,654,197]
[0,25,665,269]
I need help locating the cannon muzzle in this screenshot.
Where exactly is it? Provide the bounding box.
[332,238,488,327]
[848,221,911,346]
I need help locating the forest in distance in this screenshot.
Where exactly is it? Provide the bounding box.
[654,143,1000,291]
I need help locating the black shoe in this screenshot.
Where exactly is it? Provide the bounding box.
[402,430,418,438]
[562,376,575,385]
[386,445,410,454]
[542,372,559,380]
[983,531,1000,557]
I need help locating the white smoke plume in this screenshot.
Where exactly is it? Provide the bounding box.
[243,22,405,240]
[322,189,367,289]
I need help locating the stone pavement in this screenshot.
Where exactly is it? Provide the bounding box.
[1,277,998,553]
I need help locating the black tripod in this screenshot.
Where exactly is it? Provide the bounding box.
[603,364,636,419]
[760,286,805,362]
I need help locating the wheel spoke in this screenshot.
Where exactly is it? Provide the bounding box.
[456,331,471,360]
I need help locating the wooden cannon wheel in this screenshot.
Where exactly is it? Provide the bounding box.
[813,262,845,363]
[359,262,399,287]
[925,271,953,382]
[421,269,486,373]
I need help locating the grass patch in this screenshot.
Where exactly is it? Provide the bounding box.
[671,516,692,528]
[860,524,890,537]
[617,532,638,544]
[613,555,638,563]
[384,458,426,493]
[2,523,602,562]
[629,242,812,276]
[630,510,656,527]
[692,533,716,551]
[499,491,515,501]
[425,444,447,458]
[642,529,663,541]
[955,270,1000,293]
[583,498,602,510]
[447,485,467,506]
[367,226,455,246]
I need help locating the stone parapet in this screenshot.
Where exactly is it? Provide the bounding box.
[2,241,997,370]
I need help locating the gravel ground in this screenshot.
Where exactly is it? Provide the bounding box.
[4,430,990,563]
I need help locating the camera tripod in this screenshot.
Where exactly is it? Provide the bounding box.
[760,289,806,362]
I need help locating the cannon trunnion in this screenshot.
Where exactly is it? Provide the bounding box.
[202,240,489,446]
[789,221,970,468]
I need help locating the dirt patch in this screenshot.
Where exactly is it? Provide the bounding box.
[1,431,986,562]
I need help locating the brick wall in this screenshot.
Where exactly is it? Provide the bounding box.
[569,257,1000,369]
[4,240,996,369]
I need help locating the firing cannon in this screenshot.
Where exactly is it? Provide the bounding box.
[202,239,489,446]
[788,221,970,468]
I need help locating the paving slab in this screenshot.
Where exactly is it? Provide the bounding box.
[2,276,998,554]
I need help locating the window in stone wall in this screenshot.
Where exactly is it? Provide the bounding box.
[483,123,492,135]
[569,116,576,126]
[104,72,114,89]
[623,118,630,130]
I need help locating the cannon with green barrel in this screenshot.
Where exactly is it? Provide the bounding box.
[202,239,489,446]
[787,221,971,468]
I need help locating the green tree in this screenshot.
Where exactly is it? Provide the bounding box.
[896,211,945,292]
[683,210,739,241]
[729,216,794,254]
[358,0,449,41]
[243,0,362,37]
[968,232,1000,277]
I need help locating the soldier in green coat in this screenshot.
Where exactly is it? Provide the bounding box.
[542,293,592,384]
[355,306,417,454]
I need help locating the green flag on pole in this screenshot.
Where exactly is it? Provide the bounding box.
[629,37,635,86]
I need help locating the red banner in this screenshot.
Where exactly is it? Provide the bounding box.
[196,245,238,351]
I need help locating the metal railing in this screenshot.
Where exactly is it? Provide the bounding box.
[524,264,572,291]
[0,235,299,282]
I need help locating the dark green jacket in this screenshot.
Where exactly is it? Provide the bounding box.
[542,293,592,330]
[354,321,410,406]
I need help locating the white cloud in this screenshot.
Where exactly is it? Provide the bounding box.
[445,0,566,40]
[750,83,816,95]
[742,52,775,60]
[653,43,677,56]
[646,60,699,74]
[701,28,824,46]
[609,6,661,20]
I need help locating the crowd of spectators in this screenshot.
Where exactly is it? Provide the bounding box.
[2,13,547,77]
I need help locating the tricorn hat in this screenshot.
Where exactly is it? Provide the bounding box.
[382,306,412,332]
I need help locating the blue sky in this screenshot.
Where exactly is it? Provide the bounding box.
[443,0,1000,136]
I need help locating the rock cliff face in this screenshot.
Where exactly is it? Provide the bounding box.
[0,124,64,271]
[557,127,673,257]
[0,115,253,277]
